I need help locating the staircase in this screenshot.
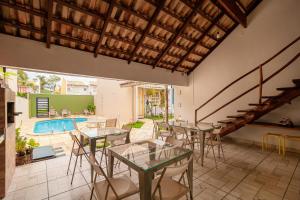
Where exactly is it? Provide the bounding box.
[194,36,300,137]
[218,79,300,136]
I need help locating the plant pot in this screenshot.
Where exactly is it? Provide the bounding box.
[16,152,32,166]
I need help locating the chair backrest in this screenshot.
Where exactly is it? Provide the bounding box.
[106,132,128,146]
[165,135,184,147]
[164,156,193,177]
[105,118,117,128]
[172,126,187,138]
[121,124,132,133]
[88,153,119,198]
[157,122,169,131]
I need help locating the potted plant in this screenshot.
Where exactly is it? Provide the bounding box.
[27,138,40,154]
[87,104,96,115]
[15,128,28,165]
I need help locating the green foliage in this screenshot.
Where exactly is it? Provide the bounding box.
[0,67,16,80]
[145,114,174,121]
[17,70,29,86]
[27,138,40,149]
[127,121,145,129]
[16,128,27,156]
[87,104,96,113]
[17,92,28,98]
[37,75,47,91]
[47,75,61,92]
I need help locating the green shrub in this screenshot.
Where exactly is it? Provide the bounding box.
[87,104,96,113]
[127,121,145,129]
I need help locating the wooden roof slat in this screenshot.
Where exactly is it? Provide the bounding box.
[94,0,115,57]
[172,12,224,72]
[46,0,53,48]
[127,0,166,64]
[153,1,203,68]
[0,1,45,17]
[54,0,105,20]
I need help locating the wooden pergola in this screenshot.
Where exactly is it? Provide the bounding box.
[0,0,260,74]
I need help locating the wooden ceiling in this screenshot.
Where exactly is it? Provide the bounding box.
[0,0,260,74]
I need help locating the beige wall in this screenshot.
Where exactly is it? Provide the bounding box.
[15,96,29,128]
[95,78,133,126]
[0,34,188,86]
[174,0,300,149]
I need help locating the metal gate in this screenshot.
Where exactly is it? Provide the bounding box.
[36,97,49,118]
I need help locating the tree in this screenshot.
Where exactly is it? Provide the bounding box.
[46,75,61,92]
[17,70,29,86]
[36,75,47,91]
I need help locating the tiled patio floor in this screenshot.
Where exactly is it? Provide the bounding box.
[4,140,300,200]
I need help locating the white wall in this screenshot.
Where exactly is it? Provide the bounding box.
[95,78,133,126]
[174,0,300,149]
[15,96,29,128]
[0,34,188,86]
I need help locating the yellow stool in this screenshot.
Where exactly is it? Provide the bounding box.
[282,135,300,156]
[262,133,283,154]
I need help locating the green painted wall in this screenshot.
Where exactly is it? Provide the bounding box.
[29,94,94,117]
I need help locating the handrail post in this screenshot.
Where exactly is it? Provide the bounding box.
[259,65,263,104]
[195,110,197,124]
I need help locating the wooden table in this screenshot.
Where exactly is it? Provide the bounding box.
[168,121,214,166]
[79,127,129,181]
[107,140,193,200]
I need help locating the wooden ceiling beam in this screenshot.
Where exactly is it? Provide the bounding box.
[127,0,166,64]
[94,0,114,57]
[46,0,53,48]
[172,12,224,72]
[153,1,203,68]
[216,0,247,27]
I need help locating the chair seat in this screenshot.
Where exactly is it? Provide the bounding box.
[94,175,139,200]
[152,177,188,200]
[72,147,89,156]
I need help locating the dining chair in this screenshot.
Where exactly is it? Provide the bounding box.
[67,131,89,185]
[88,154,139,200]
[171,126,192,149]
[205,127,225,168]
[100,124,132,169]
[105,118,117,128]
[156,122,172,141]
[152,156,193,200]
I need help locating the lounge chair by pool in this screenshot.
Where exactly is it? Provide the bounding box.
[61,109,71,117]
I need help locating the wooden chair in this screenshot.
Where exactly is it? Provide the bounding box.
[67,131,89,185]
[205,128,225,168]
[88,154,139,200]
[157,122,172,141]
[282,135,300,156]
[172,126,192,149]
[261,133,283,154]
[152,156,193,200]
[106,118,117,128]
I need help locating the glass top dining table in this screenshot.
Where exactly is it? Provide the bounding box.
[107,139,193,200]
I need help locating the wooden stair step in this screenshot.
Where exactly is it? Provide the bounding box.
[237,109,257,112]
[218,119,235,124]
[292,79,300,86]
[261,96,277,99]
[248,103,267,106]
[277,87,299,91]
[227,114,245,119]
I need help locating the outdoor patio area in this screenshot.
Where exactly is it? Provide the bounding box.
[4,139,300,200]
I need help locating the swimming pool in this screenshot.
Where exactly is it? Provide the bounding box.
[34,118,87,134]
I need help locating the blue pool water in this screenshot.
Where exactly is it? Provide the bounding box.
[34,118,87,134]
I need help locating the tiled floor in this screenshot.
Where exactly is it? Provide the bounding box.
[4,140,300,200]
